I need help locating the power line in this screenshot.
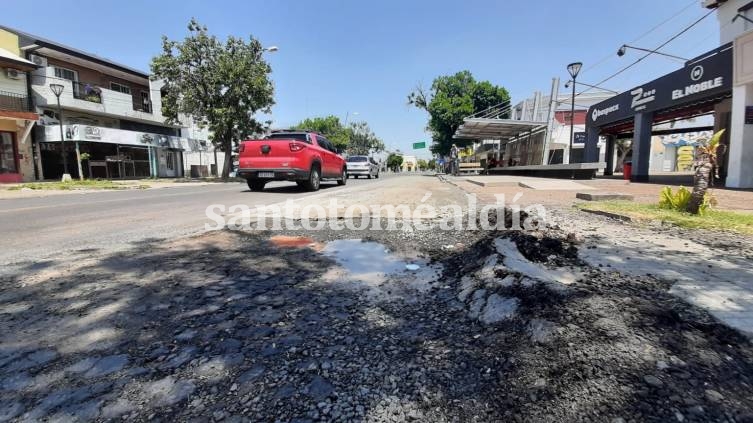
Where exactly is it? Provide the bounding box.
[580,0,698,75]
[577,8,715,98]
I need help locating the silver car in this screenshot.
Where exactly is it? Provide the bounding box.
[346,155,379,179]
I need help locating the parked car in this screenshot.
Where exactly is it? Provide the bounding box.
[346,155,379,179]
[237,131,347,191]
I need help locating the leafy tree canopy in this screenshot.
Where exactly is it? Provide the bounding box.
[386,153,403,171]
[348,121,385,155]
[291,116,350,150]
[151,18,274,178]
[408,70,510,156]
[291,116,385,155]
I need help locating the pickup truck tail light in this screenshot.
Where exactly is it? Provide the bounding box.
[239,142,245,153]
[289,142,306,152]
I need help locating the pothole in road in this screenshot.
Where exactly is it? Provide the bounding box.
[319,239,442,300]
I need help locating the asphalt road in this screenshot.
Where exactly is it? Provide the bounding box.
[0,176,383,266]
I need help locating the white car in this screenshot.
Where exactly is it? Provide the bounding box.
[346,156,380,179]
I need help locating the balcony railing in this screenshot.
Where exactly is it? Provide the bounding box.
[0,90,31,112]
[71,82,102,104]
[133,102,153,114]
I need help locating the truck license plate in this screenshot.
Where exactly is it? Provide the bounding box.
[258,172,274,178]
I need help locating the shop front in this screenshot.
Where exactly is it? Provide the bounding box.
[39,124,184,179]
[585,43,733,183]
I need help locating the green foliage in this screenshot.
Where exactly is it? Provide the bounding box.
[416,159,428,170]
[386,153,403,170]
[698,129,726,165]
[347,121,384,155]
[659,186,712,216]
[150,18,274,178]
[291,116,384,154]
[79,152,91,161]
[291,115,350,150]
[407,71,510,155]
[579,201,753,235]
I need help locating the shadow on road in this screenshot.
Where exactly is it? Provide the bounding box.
[0,229,752,421]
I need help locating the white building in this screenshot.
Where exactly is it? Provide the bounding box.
[704,0,753,188]
[0,25,225,180]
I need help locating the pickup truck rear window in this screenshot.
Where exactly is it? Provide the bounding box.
[265,133,309,143]
[347,156,368,162]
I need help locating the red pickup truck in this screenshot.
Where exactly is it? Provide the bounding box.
[237,131,347,192]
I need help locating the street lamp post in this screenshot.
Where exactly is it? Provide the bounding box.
[566,62,582,165]
[49,84,71,181]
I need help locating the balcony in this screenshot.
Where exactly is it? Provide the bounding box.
[31,67,166,124]
[71,82,102,104]
[0,90,32,113]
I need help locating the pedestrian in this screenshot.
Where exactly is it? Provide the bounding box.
[450,144,459,176]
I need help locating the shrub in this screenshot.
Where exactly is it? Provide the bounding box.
[659,186,712,216]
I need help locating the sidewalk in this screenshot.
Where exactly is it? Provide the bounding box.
[455,174,753,212]
[446,174,753,336]
[0,179,230,200]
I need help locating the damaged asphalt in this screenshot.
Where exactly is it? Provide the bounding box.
[1,207,753,422]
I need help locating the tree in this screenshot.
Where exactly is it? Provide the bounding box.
[615,139,632,173]
[408,71,510,156]
[687,129,725,214]
[151,19,274,179]
[348,121,385,155]
[292,116,350,150]
[416,159,428,170]
[387,153,403,172]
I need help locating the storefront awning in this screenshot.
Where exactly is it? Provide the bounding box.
[454,118,547,141]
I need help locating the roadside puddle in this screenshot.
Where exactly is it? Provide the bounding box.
[323,240,411,277]
[319,239,442,299]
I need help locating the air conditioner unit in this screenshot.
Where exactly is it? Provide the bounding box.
[28,54,47,67]
[5,68,21,79]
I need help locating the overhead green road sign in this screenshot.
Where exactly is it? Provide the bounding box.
[412,142,426,149]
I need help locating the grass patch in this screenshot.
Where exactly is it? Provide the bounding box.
[577,200,753,235]
[8,179,130,191]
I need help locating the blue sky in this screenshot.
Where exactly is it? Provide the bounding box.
[2,0,719,157]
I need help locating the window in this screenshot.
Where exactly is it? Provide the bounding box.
[140,91,151,111]
[266,133,309,142]
[347,156,368,162]
[53,67,77,82]
[0,132,18,174]
[110,82,131,94]
[316,135,334,152]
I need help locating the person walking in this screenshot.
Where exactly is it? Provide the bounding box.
[450,143,459,176]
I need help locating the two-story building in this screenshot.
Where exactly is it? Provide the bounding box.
[0,28,38,182]
[0,26,225,181]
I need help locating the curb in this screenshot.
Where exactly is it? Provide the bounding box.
[579,208,633,222]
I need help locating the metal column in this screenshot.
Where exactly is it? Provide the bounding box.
[631,112,654,183]
[603,135,615,176]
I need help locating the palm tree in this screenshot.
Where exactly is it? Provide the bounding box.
[686,129,725,215]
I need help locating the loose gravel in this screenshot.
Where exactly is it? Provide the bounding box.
[1,214,752,422]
